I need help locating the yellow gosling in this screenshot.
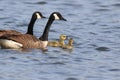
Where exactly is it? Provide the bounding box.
[48,34,67,47]
[62,38,74,49]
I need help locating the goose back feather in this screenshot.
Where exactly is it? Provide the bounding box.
[0,30,22,36]
[0,34,47,49]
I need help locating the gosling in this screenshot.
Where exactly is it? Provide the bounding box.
[48,34,67,47]
[62,38,74,49]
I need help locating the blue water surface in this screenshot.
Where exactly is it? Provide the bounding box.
[0,0,120,80]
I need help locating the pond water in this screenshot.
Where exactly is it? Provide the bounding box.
[0,0,120,80]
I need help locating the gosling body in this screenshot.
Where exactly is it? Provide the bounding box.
[48,34,67,47]
[62,38,74,49]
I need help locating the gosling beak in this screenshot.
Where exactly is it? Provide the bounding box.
[66,36,69,40]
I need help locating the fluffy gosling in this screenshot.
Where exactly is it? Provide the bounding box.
[48,34,67,47]
[62,38,74,49]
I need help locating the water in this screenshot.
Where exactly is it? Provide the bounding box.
[0,0,120,80]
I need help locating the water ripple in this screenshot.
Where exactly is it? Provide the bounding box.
[35,1,47,5]
[0,9,3,11]
[0,0,120,80]
[94,8,111,12]
[95,47,110,51]
[112,3,120,7]
[16,23,28,27]
[109,69,120,72]
[65,77,79,80]
[50,61,65,65]
[24,1,47,5]
[9,56,17,60]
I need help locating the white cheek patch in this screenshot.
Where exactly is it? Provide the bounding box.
[36,13,41,19]
[0,39,23,49]
[53,14,60,20]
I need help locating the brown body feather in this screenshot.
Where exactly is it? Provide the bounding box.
[0,34,46,49]
[0,30,22,36]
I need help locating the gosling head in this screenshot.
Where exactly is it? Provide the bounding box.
[60,34,67,40]
[69,38,74,45]
[33,11,46,19]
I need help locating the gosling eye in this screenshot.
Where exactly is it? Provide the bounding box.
[63,35,66,37]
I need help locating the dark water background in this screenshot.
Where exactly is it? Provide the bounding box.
[0,0,120,80]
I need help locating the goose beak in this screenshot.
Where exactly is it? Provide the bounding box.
[61,17,67,21]
[42,16,46,18]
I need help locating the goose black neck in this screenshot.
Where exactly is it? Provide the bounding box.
[39,16,54,41]
[26,16,37,35]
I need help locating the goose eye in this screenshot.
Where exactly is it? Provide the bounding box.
[53,14,60,20]
[36,13,41,19]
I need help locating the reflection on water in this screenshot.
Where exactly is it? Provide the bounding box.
[0,0,120,80]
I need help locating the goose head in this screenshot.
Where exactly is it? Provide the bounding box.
[32,11,46,19]
[50,12,67,21]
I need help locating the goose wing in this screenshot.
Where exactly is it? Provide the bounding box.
[0,30,22,36]
[0,34,43,48]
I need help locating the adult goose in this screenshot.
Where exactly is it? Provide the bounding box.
[0,12,67,50]
[0,11,45,36]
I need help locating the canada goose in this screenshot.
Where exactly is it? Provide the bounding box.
[48,34,67,47]
[0,11,45,36]
[0,12,67,50]
[62,38,74,49]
